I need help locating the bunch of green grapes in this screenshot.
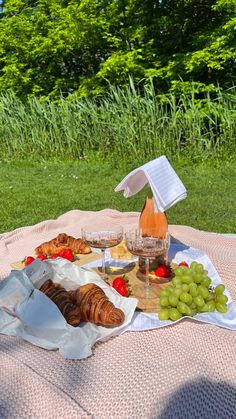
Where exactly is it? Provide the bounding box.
[159,261,229,321]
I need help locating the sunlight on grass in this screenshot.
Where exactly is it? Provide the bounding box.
[0,159,235,234]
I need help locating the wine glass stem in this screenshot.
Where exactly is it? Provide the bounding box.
[101,248,106,277]
[145,257,150,290]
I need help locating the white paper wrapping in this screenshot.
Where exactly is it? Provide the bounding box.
[0,258,138,359]
[115,155,187,211]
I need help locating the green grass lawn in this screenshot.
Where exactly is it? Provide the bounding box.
[0,159,235,234]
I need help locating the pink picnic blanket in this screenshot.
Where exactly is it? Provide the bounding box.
[1,209,236,418]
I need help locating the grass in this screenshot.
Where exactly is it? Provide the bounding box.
[0,159,235,234]
[0,84,235,164]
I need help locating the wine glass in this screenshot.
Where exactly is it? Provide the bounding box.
[81,223,123,281]
[125,229,170,300]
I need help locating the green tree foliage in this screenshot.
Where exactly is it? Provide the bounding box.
[0,0,235,99]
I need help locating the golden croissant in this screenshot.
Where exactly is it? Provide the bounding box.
[40,279,81,327]
[35,233,91,256]
[70,283,125,327]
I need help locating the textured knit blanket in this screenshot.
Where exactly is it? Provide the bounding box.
[0,209,236,419]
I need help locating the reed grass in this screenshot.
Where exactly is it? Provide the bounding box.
[0,82,235,164]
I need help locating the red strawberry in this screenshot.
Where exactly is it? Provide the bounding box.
[155,264,170,278]
[37,254,47,261]
[112,276,126,289]
[115,283,129,297]
[179,261,189,267]
[24,256,35,266]
[58,248,74,262]
[112,275,130,297]
[51,253,60,259]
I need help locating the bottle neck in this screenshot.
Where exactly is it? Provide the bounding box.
[147,187,153,199]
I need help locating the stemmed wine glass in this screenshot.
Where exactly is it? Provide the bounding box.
[81,223,123,281]
[125,229,170,300]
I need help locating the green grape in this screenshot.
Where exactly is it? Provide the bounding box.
[169,308,182,321]
[197,285,209,300]
[169,295,179,307]
[160,297,169,307]
[198,304,210,313]
[172,277,182,286]
[172,288,182,298]
[205,292,214,302]
[195,263,204,274]
[182,274,193,285]
[215,294,228,304]
[193,295,205,307]
[215,302,228,313]
[175,267,185,276]
[189,308,197,317]
[190,261,198,271]
[177,302,191,315]
[167,286,174,294]
[190,301,197,309]
[215,284,225,295]
[180,292,192,305]
[205,301,215,312]
[160,289,170,298]
[181,284,190,292]
[189,283,198,297]
[201,277,211,287]
[159,261,230,321]
[159,308,170,320]
[193,273,203,284]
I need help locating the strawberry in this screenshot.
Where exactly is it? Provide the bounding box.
[24,256,35,266]
[178,261,189,267]
[51,253,60,259]
[155,264,170,278]
[115,283,129,297]
[37,254,47,261]
[58,248,74,262]
[112,276,126,289]
[112,275,131,297]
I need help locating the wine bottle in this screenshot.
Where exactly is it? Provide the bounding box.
[138,188,168,272]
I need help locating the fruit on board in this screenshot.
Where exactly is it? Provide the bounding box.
[158,262,229,321]
[112,275,130,297]
[23,256,35,266]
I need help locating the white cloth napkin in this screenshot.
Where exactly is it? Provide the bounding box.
[115,155,187,211]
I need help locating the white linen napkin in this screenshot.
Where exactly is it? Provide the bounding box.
[115,155,187,211]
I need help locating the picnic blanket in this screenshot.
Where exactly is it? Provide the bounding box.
[1,209,236,418]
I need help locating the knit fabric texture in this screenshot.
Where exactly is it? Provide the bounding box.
[0,209,236,419]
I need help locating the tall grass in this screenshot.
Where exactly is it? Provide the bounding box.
[0,82,235,164]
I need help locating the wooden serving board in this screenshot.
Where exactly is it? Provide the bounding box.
[11,252,101,271]
[92,261,177,314]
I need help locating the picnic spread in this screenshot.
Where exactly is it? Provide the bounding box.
[1,157,236,418]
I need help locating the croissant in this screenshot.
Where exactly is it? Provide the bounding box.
[71,283,125,327]
[40,279,81,327]
[35,233,91,256]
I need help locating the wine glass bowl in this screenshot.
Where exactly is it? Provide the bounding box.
[81,224,123,280]
[125,229,170,301]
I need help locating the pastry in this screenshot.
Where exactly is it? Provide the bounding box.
[40,279,81,326]
[70,283,125,327]
[35,233,91,256]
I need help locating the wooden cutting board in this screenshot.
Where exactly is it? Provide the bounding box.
[11,252,101,270]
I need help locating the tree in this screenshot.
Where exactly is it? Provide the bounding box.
[0,0,235,99]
